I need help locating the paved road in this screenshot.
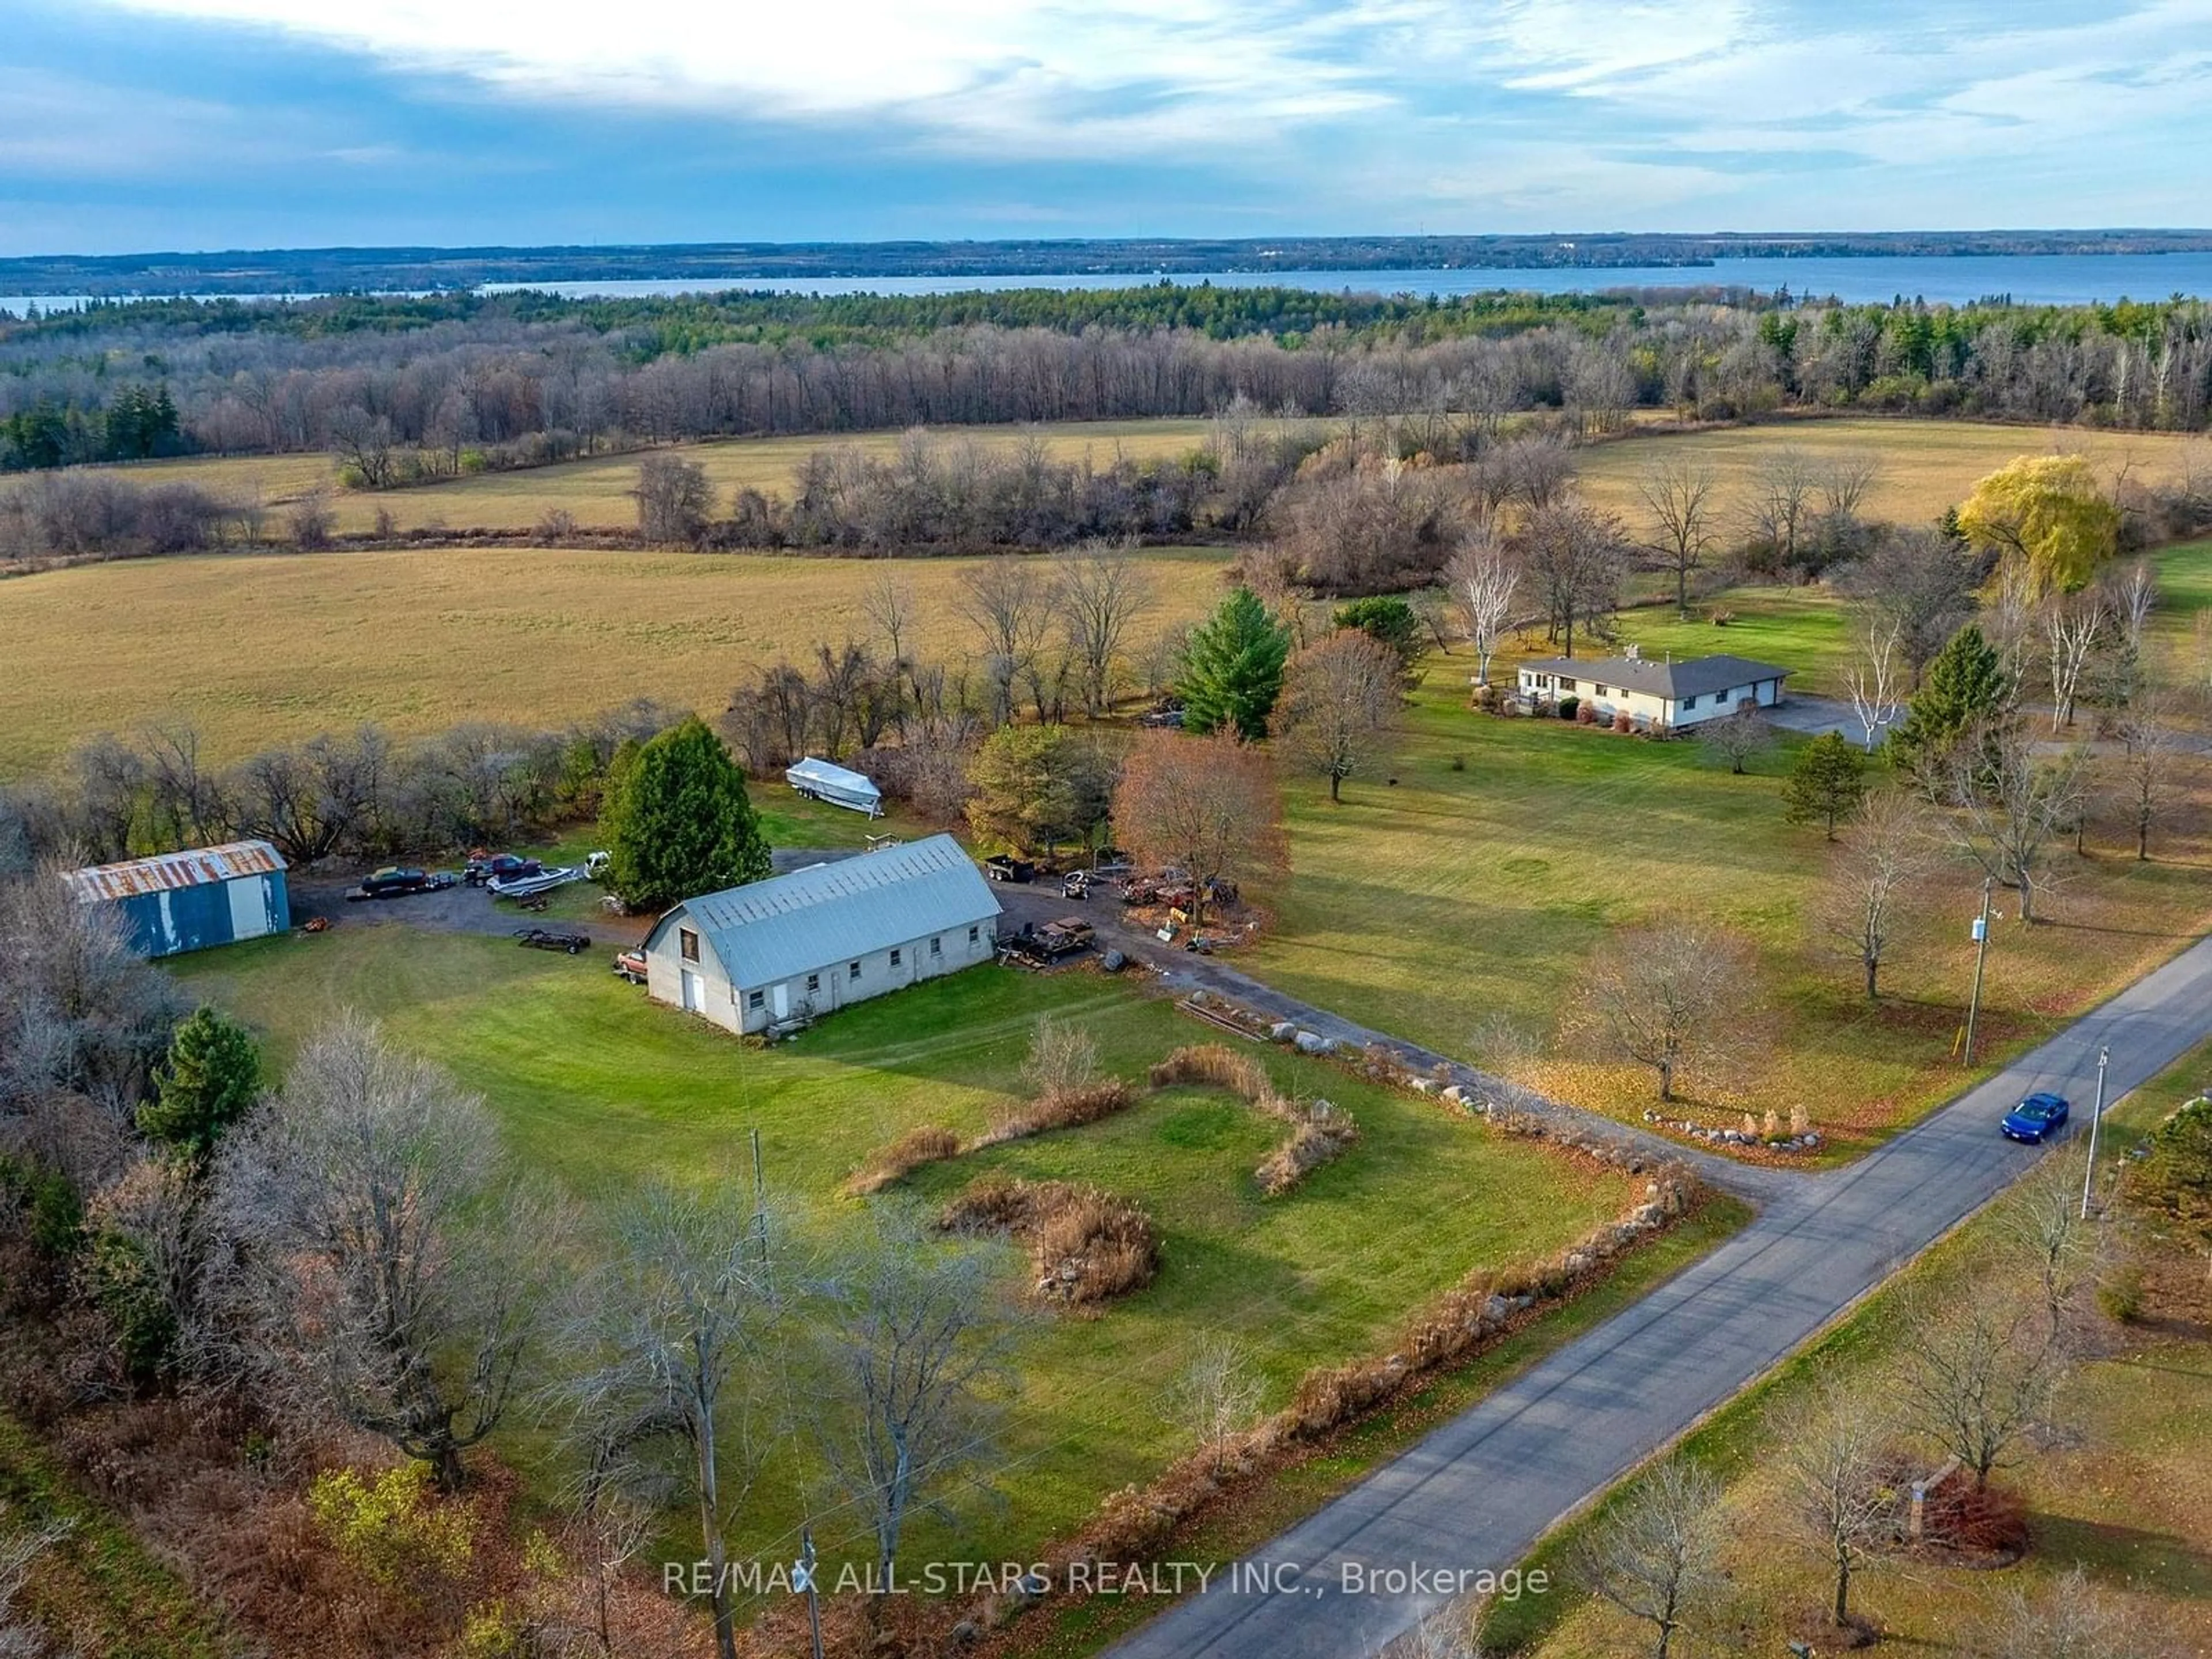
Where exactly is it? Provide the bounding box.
[1108,929,2212,1659]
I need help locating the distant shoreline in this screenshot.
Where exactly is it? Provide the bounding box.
[6,230,2212,298]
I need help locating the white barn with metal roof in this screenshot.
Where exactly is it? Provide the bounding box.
[641,834,1002,1034]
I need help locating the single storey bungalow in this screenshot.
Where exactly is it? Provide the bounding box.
[62,840,290,958]
[641,832,1001,1035]
[1515,649,1791,732]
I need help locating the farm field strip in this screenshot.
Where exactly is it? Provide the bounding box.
[0,544,1234,775]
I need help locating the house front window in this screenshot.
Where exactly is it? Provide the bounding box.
[679,928,700,963]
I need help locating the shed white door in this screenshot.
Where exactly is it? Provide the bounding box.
[771,982,789,1020]
[679,969,702,1013]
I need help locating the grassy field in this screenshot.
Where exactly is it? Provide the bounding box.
[169,931,1634,1588]
[100,418,1234,536]
[0,544,1233,777]
[1248,539,2212,1153]
[1578,415,2205,535]
[1486,1037,2212,1657]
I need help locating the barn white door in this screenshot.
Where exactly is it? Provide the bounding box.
[680,969,702,1013]
[771,983,789,1020]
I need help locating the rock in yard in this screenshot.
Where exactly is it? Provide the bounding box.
[1294,1030,1331,1055]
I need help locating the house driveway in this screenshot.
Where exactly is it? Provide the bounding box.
[1762,694,1866,740]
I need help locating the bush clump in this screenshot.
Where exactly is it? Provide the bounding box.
[845,1126,962,1195]
[941,1176,1160,1309]
[978,1078,1136,1147]
[1556,695,1580,722]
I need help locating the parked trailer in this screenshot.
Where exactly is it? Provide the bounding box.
[514,927,592,955]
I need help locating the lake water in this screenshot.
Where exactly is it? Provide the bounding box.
[9,251,2212,316]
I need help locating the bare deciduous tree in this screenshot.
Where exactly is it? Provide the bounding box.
[861,570,916,715]
[1779,1374,1892,1633]
[1744,448,1817,569]
[1571,1457,1727,1659]
[1113,729,1287,927]
[1055,539,1156,718]
[1444,530,1521,689]
[1946,727,2090,924]
[957,556,1052,725]
[1900,1294,2061,1490]
[1021,1014,1099,1101]
[2112,694,2186,861]
[1821,791,1933,1000]
[1846,612,1907,752]
[1271,631,1404,802]
[1575,918,1759,1102]
[1171,1334,1264,1476]
[1698,709,1774,776]
[2002,1150,2094,1347]
[555,1181,774,1659]
[2043,592,2105,732]
[1836,527,1980,688]
[209,1017,551,1493]
[1636,457,1718,616]
[634,454,713,547]
[815,1208,1017,1599]
[1521,498,1627,658]
[1984,1563,2165,1659]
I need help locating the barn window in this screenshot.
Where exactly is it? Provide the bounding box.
[968,926,979,944]
[890,948,903,967]
[849,961,861,982]
[806,973,820,994]
[679,928,700,963]
[930,937,942,956]
[747,990,764,1010]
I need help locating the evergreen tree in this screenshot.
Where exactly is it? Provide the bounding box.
[1178,587,1291,740]
[1330,595,1424,675]
[1782,733,1869,840]
[965,724,1116,857]
[1888,625,2008,781]
[137,1006,260,1164]
[600,717,770,911]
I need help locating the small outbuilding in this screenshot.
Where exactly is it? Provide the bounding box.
[62,840,291,958]
[1516,648,1790,731]
[784,756,883,818]
[642,832,1000,1035]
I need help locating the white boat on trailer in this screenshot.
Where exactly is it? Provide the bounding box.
[785,755,884,818]
[488,865,584,899]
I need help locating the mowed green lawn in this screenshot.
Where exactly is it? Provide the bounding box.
[169,929,1632,1578]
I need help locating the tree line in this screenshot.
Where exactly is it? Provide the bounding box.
[11,285,2212,479]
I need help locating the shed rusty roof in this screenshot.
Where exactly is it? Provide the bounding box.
[62,840,288,904]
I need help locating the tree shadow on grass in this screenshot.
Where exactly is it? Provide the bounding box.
[2025,1514,2212,1600]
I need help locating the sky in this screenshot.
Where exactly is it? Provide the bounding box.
[6,0,2212,255]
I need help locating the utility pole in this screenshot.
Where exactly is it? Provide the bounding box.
[1962,877,1995,1066]
[2081,1044,2111,1221]
[800,1527,824,1659]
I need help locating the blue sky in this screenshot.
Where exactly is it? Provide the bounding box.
[6,0,2212,255]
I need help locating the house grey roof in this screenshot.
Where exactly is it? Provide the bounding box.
[652,833,999,987]
[1518,652,1791,703]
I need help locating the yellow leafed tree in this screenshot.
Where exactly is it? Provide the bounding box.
[1955,454,2120,594]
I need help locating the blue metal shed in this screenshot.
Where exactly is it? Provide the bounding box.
[62,840,291,958]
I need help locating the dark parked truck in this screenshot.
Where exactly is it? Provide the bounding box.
[350,866,449,900]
